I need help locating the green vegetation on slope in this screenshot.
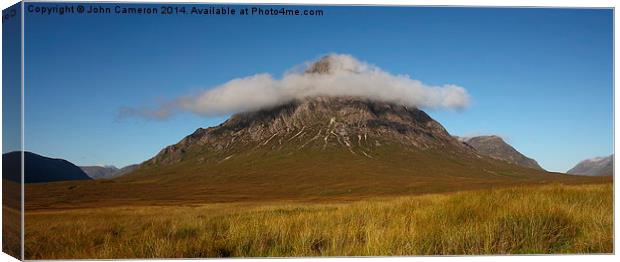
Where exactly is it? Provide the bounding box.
[25,183,612,259]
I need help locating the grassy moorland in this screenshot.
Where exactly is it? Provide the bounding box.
[2,206,20,259]
[24,183,612,259]
[24,146,610,210]
[20,143,614,258]
[2,179,21,259]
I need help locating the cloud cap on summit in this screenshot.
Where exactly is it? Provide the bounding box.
[120,54,471,120]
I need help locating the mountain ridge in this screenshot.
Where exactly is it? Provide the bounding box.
[80,164,138,179]
[567,154,613,176]
[457,135,544,170]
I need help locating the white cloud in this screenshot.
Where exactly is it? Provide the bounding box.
[120,54,470,120]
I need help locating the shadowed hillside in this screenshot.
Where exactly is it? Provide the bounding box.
[3,151,91,183]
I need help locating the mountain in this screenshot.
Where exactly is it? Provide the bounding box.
[2,151,91,183]
[105,95,592,202]
[80,164,138,179]
[25,57,606,209]
[118,56,589,198]
[80,165,118,179]
[457,136,544,170]
[567,155,613,176]
[144,95,470,167]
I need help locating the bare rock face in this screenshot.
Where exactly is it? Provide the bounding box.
[146,96,472,166]
[459,135,544,170]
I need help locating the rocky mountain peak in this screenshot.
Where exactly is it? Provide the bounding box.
[146,96,471,166]
[305,56,333,74]
[303,54,370,75]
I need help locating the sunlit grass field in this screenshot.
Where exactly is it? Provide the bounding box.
[3,179,22,258]
[24,183,612,259]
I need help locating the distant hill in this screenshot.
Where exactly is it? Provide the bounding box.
[458,135,544,170]
[114,164,139,178]
[80,166,118,179]
[80,164,138,179]
[2,151,92,183]
[567,155,613,176]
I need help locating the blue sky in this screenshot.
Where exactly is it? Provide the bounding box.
[22,4,612,172]
[2,2,21,154]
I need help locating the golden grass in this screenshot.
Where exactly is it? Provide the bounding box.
[3,179,22,259]
[24,183,612,259]
[2,206,21,259]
